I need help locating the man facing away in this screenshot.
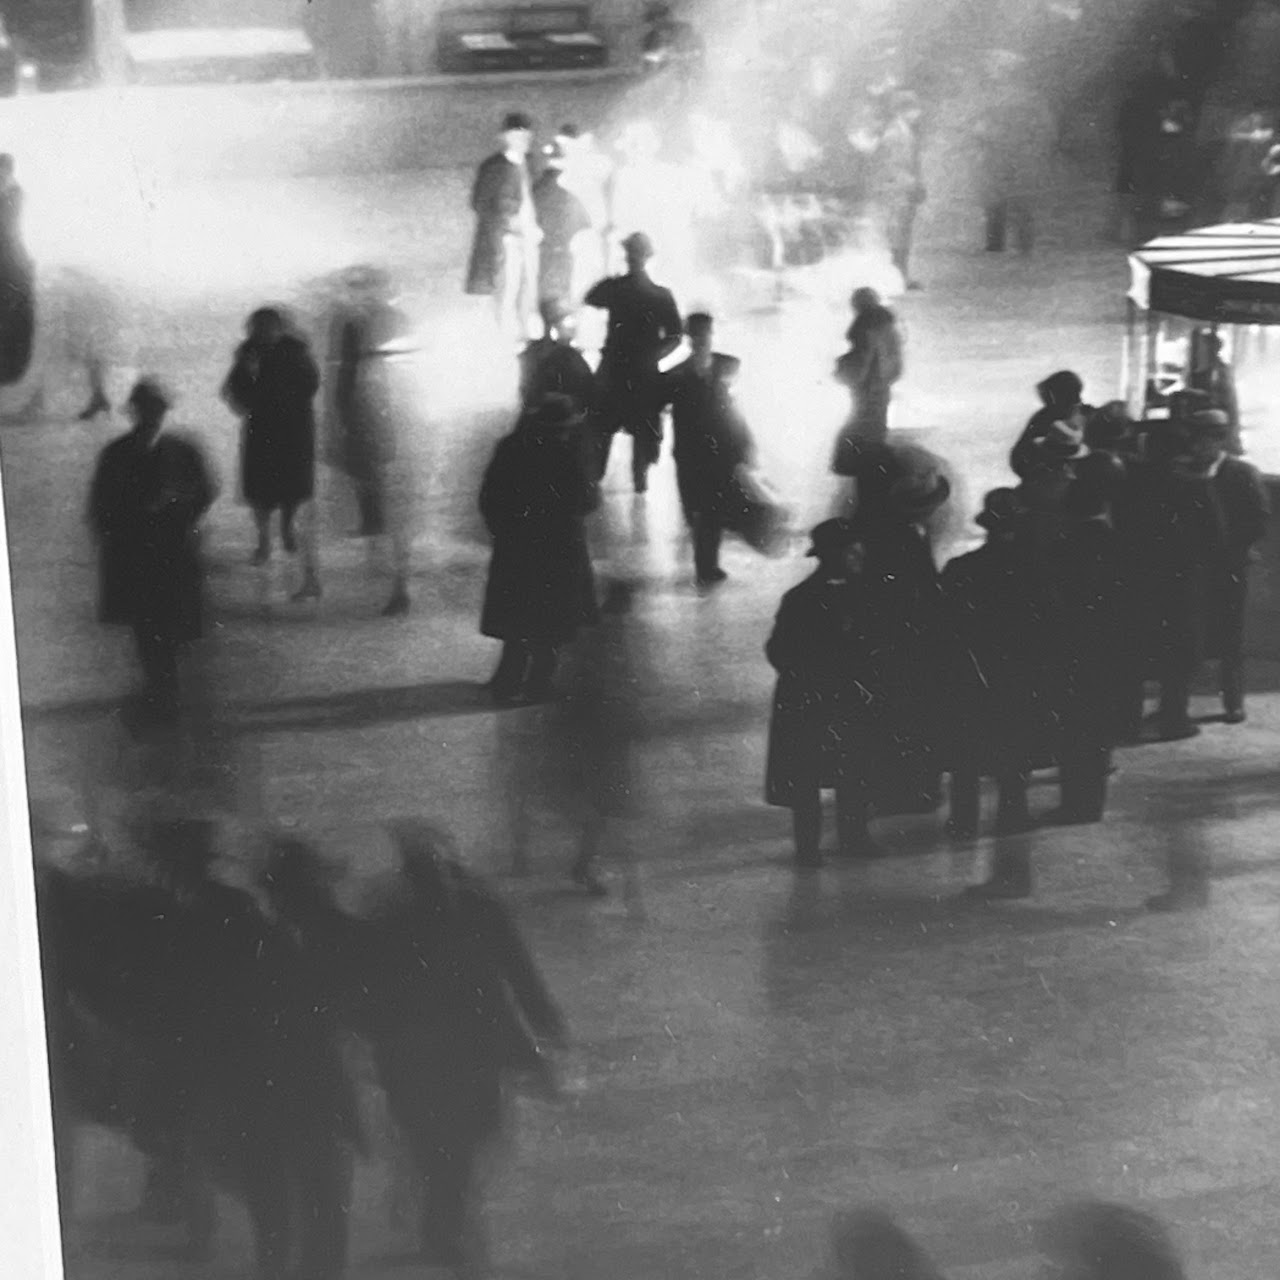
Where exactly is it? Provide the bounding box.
[584,230,682,492]
[465,111,541,341]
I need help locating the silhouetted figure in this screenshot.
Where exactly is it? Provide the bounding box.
[1187,328,1241,454]
[944,488,1064,871]
[0,151,34,385]
[88,378,216,721]
[221,306,320,565]
[466,111,540,340]
[533,137,591,311]
[330,265,418,614]
[36,850,356,1279]
[973,50,1055,253]
[870,91,926,288]
[659,313,756,587]
[1040,1200,1188,1280]
[766,520,886,867]
[480,393,600,705]
[584,230,683,492]
[264,824,566,1273]
[1011,369,1091,478]
[833,287,903,449]
[517,298,597,414]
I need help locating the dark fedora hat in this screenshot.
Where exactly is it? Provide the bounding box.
[1185,408,1232,438]
[975,486,1024,531]
[502,111,534,133]
[806,517,861,557]
[127,376,172,413]
[533,391,584,429]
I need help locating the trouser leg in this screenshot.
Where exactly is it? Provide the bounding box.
[524,642,559,697]
[791,786,822,866]
[994,771,1030,829]
[1157,668,1193,735]
[1059,743,1110,822]
[1011,197,1035,253]
[252,507,272,560]
[948,768,981,837]
[834,782,870,853]
[984,200,1007,251]
[692,515,723,582]
[133,620,178,709]
[1220,571,1248,715]
[488,641,529,697]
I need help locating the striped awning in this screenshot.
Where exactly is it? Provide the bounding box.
[1129,219,1280,325]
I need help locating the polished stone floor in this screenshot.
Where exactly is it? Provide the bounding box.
[8,76,1280,1280]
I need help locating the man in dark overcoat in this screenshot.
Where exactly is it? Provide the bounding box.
[943,487,1065,863]
[479,393,600,704]
[658,312,755,587]
[765,519,886,867]
[221,306,320,565]
[465,111,540,339]
[583,230,683,492]
[88,378,216,719]
[532,138,591,312]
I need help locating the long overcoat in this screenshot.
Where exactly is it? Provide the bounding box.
[222,334,320,509]
[479,422,600,643]
[833,305,903,446]
[88,430,217,643]
[465,152,528,297]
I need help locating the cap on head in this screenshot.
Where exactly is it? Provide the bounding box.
[1037,369,1084,409]
[852,286,881,310]
[538,296,574,330]
[1186,408,1231,440]
[975,486,1024,531]
[502,111,533,133]
[888,471,951,521]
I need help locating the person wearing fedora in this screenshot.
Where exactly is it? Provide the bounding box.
[88,378,217,720]
[533,136,592,313]
[765,519,888,866]
[943,487,1066,857]
[583,230,683,492]
[833,287,903,449]
[1010,370,1092,479]
[479,393,600,705]
[465,112,541,340]
[658,312,756,587]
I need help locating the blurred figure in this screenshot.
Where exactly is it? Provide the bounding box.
[265,825,566,1273]
[972,49,1055,254]
[221,306,320,566]
[518,298,597,414]
[833,287,904,450]
[869,91,927,289]
[766,520,894,867]
[0,151,33,385]
[659,312,756,587]
[640,0,703,82]
[533,134,592,312]
[556,125,613,293]
[465,111,541,341]
[584,230,683,492]
[1011,369,1091,478]
[829,1207,947,1280]
[552,579,645,896]
[479,393,600,705]
[88,378,216,721]
[944,487,1064,865]
[329,265,419,615]
[1040,1200,1188,1280]
[1187,328,1241,454]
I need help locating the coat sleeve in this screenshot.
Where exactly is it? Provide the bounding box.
[1237,464,1270,551]
[583,277,612,310]
[765,592,805,673]
[220,351,254,416]
[656,289,683,359]
[86,448,116,538]
[479,441,514,536]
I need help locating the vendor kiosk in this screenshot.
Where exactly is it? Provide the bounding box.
[1127,219,1280,657]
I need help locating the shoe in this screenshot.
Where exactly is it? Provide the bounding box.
[252,544,270,566]
[963,878,1031,901]
[1146,884,1209,912]
[77,392,111,421]
[696,569,729,591]
[1158,722,1200,742]
[281,526,297,554]
[291,576,321,602]
[1223,708,1246,725]
[381,590,410,617]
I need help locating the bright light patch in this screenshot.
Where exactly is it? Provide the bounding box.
[125,27,314,63]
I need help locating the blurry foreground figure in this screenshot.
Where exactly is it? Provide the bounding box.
[265,823,566,1273]
[329,264,420,614]
[88,378,216,721]
[480,393,600,705]
[0,151,34,385]
[1040,1200,1188,1280]
[829,1207,947,1279]
[518,297,597,414]
[221,306,320,565]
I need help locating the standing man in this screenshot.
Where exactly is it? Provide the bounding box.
[88,378,217,720]
[532,136,592,313]
[659,313,755,588]
[583,231,682,493]
[972,49,1055,255]
[465,111,541,341]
